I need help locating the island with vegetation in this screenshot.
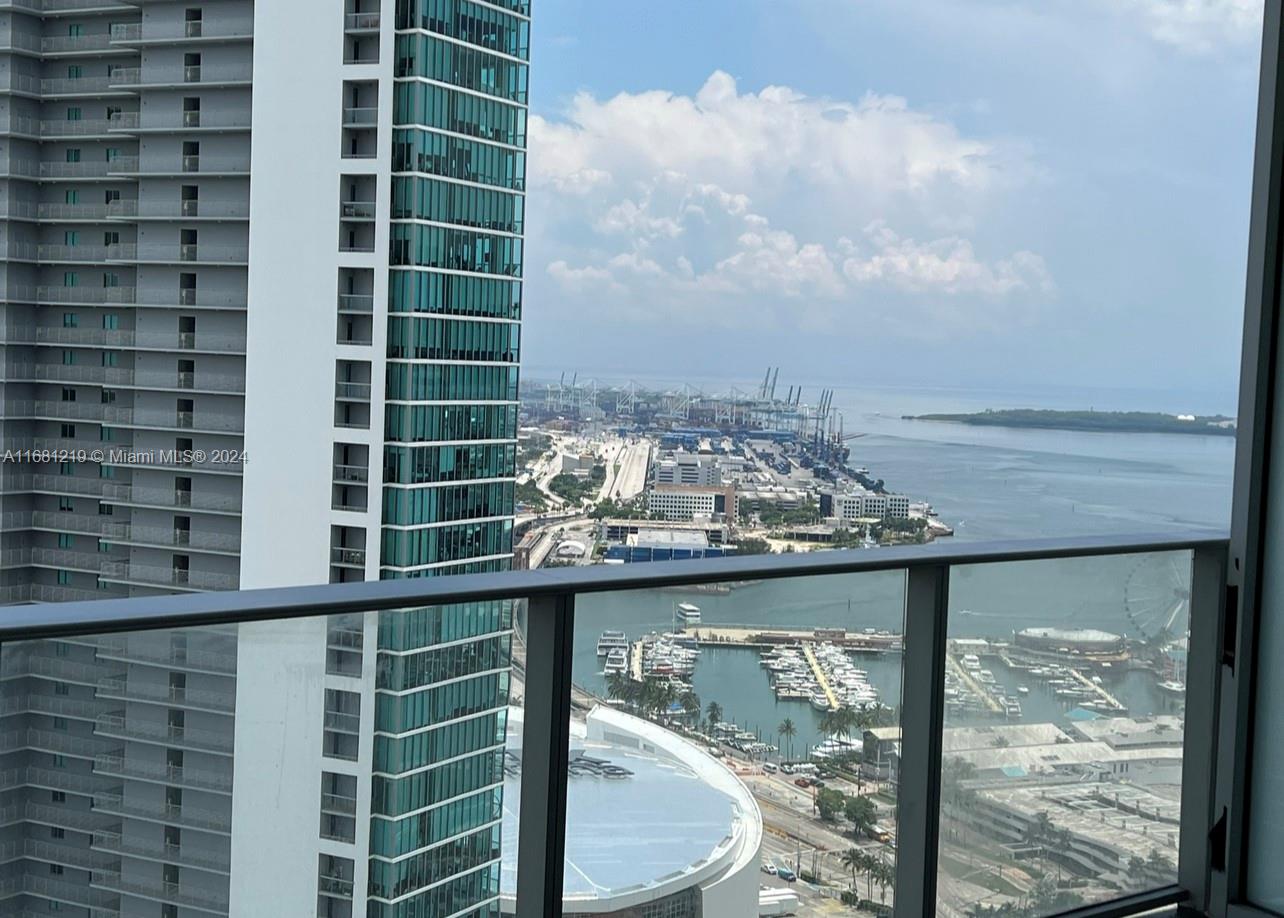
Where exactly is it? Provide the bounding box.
[904,408,1236,436]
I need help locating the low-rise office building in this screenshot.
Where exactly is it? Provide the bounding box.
[599,517,731,546]
[647,485,736,521]
[654,451,724,487]
[833,489,912,522]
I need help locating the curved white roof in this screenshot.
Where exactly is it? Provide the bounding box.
[500,706,762,913]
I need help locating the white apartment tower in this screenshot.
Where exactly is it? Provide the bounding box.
[0,1,530,915]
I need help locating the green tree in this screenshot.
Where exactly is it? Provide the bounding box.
[706,700,723,728]
[819,707,853,740]
[874,857,894,904]
[844,795,878,839]
[841,847,867,893]
[816,787,846,822]
[1030,876,1058,913]
[605,672,637,707]
[777,718,797,761]
[680,689,702,722]
[638,678,678,720]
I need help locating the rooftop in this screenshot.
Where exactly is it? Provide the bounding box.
[1070,716,1185,749]
[628,529,710,549]
[500,706,760,912]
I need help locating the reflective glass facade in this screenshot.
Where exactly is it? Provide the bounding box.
[377,2,529,914]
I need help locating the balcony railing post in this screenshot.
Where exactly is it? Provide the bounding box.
[1179,543,1228,913]
[1215,3,1284,914]
[894,562,949,918]
[515,592,575,918]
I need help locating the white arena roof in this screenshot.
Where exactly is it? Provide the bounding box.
[499,706,761,914]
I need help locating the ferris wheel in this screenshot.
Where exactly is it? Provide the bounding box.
[1123,553,1191,642]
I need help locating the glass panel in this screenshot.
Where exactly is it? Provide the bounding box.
[571,572,904,916]
[0,602,522,917]
[937,552,1191,916]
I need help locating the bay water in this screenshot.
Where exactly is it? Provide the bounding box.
[567,382,1235,756]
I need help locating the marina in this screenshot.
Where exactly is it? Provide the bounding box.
[760,643,882,714]
[573,556,1186,758]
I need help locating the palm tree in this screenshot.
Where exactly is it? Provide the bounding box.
[821,706,861,742]
[819,707,848,740]
[874,857,893,904]
[646,680,679,720]
[639,679,671,720]
[706,700,723,729]
[680,689,702,722]
[841,847,866,894]
[605,672,633,704]
[777,718,797,761]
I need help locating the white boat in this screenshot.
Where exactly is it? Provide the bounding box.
[811,737,860,759]
[664,632,701,651]
[1158,680,1186,697]
[675,603,702,625]
[960,654,982,671]
[603,648,627,674]
[810,692,834,711]
[1017,686,1030,695]
[597,630,628,656]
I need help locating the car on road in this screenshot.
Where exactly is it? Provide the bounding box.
[763,762,778,774]
[776,867,797,882]
[793,777,811,788]
[761,863,778,875]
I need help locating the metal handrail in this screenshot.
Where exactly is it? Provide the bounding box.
[0,530,1229,641]
[0,529,1234,918]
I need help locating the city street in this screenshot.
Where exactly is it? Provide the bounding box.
[739,769,897,914]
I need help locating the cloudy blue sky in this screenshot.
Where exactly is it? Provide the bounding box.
[520,0,1264,406]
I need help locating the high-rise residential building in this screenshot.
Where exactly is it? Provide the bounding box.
[0,0,529,915]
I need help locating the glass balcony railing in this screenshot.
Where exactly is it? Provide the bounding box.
[0,531,1225,918]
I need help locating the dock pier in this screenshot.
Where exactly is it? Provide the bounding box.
[945,652,1005,715]
[801,644,839,711]
[687,624,902,654]
[628,639,644,682]
[1064,667,1126,711]
[998,650,1126,712]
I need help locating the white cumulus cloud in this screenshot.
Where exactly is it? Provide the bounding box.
[528,72,1053,335]
[1121,0,1263,54]
[840,222,1053,297]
